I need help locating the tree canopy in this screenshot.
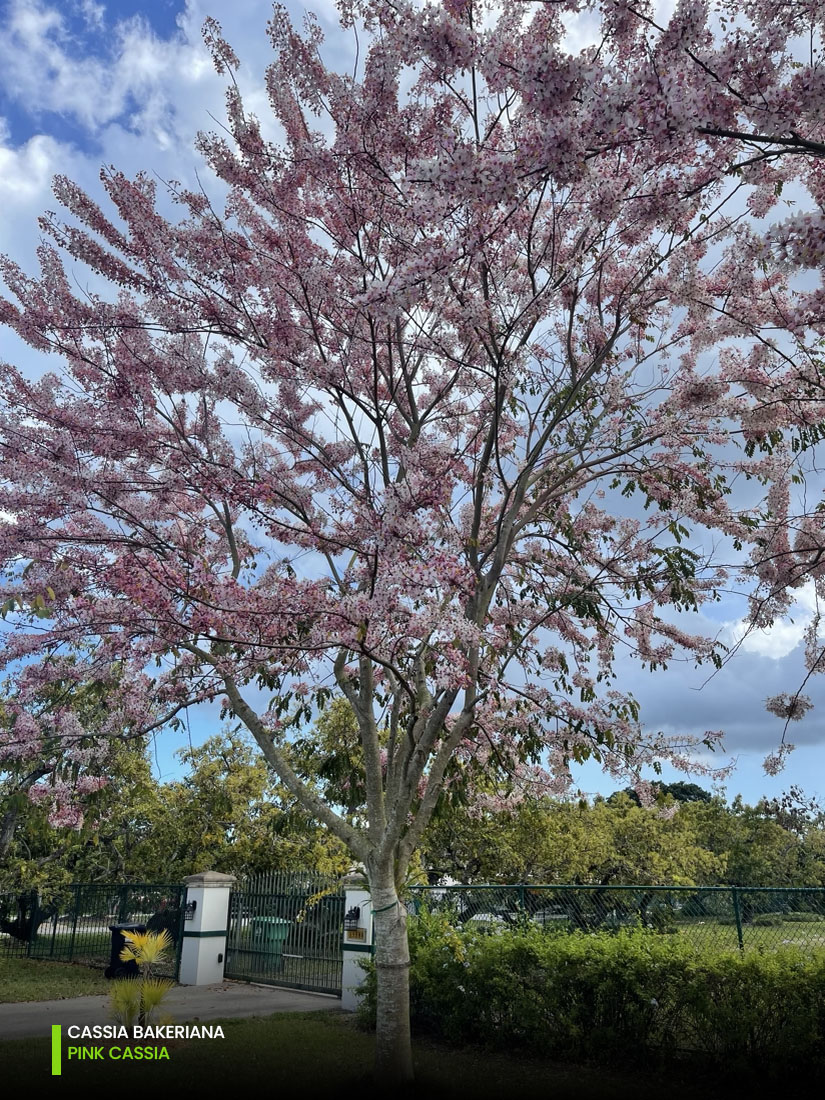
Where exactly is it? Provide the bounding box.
[2,0,825,1083]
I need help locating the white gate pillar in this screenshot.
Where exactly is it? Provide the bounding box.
[178,870,236,985]
[341,878,374,1011]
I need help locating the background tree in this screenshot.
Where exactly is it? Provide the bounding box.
[424,793,724,885]
[141,730,350,879]
[288,696,381,819]
[607,781,714,807]
[1,726,351,892]
[0,736,156,938]
[0,670,135,859]
[680,795,825,890]
[2,0,825,1084]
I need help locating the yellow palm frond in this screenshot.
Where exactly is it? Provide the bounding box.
[110,978,141,1026]
[140,977,175,1011]
[119,928,172,966]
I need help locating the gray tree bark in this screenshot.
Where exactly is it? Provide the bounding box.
[370,870,414,1086]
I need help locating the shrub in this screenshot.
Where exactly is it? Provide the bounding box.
[678,948,825,1073]
[358,911,825,1079]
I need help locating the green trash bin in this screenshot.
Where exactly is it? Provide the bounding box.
[250,917,291,970]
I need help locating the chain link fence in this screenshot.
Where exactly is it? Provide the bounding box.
[0,883,186,977]
[406,884,825,952]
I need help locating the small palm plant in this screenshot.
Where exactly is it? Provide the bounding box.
[110,928,175,1028]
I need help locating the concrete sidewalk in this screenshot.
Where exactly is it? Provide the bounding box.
[0,981,340,1041]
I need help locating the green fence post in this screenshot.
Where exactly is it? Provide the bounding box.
[732,886,745,952]
[68,885,80,963]
[174,885,187,981]
[26,890,39,958]
[48,908,59,959]
[117,885,129,923]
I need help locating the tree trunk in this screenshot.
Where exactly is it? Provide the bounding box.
[370,873,414,1087]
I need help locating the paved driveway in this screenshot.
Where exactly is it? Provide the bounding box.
[0,981,340,1041]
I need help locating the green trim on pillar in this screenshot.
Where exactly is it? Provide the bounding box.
[343,942,375,954]
[182,929,228,938]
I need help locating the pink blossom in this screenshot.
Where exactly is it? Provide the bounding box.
[0,0,821,839]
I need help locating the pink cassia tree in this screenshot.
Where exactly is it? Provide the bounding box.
[2,0,825,1082]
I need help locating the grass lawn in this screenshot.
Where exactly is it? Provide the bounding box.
[0,931,177,978]
[2,930,125,959]
[0,957,111,1002]
[0,1010,740,1098]
[675,918,825,952]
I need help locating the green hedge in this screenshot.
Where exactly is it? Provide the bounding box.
[358,910,825,1078]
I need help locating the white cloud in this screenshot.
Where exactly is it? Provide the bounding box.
[740,618,809,659]
[0,0,122,130]
[77,0,104,31]
[724,581,823,660]
[0,0,219,137]
[0,125,62,202]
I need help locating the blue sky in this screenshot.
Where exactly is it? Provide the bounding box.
[0,0,823,808]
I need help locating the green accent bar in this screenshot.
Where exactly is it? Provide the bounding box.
[342,942,374,953]
[51,1025,61,1076]
[182,929,226,938]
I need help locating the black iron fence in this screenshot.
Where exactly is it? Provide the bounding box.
[406,884,825,953]
[0,883,186,978]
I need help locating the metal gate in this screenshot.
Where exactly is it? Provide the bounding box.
[224,871,345,996]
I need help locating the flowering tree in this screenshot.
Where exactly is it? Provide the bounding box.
[1,0,824,1082]
[0,669,139,856]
